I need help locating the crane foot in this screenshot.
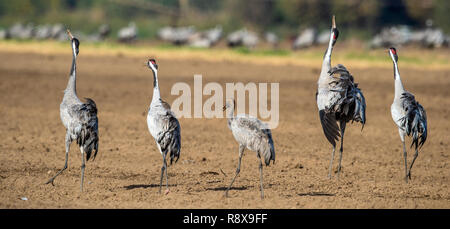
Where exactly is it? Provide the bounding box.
[44,179,55,186]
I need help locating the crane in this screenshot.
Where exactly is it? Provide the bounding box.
[223,99,275,199]
[388,47,427,183]
[146,59,181,194]
[45,30,99,192]
[316,16,366,179]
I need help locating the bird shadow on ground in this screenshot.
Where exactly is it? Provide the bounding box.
[205,186,250,191]
[123,184,176,190]
[297,192,335,197]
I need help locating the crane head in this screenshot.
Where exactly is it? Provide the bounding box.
[389,47,398,62]
[147,58,158,71]
[331,15,339,46]
[67,29,80,56]
[332,15,336,29]
[223,98,235,111]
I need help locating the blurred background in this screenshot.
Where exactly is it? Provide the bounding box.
[0,0,449,50]
[0,1,449,209]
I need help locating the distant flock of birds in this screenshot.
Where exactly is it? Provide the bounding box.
[0,23,111,43]
[370,20,449,49]
[44,16,428,199]
[1,19,449,50]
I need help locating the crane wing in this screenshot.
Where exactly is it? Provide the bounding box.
[232,116,275,165]
[400,92,427,149]
[152,108,181,164]
[68,98,99,161]
[319,110,340,147]
[328,64,366,128]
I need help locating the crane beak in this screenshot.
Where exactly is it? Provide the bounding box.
[332,15,336,29]
[67,29,74,40]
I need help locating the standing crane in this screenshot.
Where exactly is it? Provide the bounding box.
[388,47,427,183]
[223,99,275,199]
[146,59,181,194]
[45,30,99,192]
[316,16,366,179]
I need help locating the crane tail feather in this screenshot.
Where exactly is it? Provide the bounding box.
[71,98,99,162]
[319,110,340,147]
[400,92,427,151]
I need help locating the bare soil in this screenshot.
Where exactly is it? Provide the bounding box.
[0,50,449,208]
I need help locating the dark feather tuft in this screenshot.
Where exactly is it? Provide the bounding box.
[400,92,427,150]
[72,98,99,161]
[328,64,366,126]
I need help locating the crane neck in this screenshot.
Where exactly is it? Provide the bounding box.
[319,31,335,84]
[151,69,161,104]
[393,61,405,99]
[65,49,78,97]
[226,101,235,129]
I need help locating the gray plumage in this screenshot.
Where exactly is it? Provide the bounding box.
[389,47,427,183]
[326,64,366,127]
[265,32,279,48]
[316,16,366,179]
[146,59,181,194]
[227,28,259,48]
[223,99,275,199]
[292,28,317,49]
[69,98,99,161]
[399,92,427,149]
[227,115,275,166]
[149,100,181,165]
[46,30,99,192]
[117,22,137,43]
[158,26,196,45]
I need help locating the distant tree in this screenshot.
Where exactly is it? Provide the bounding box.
[376,0,414,26]
[63,0,77,10]
[330,0,380,27]
[225,0,276,30]
[275,0,331,29]
[189,0,222,11]
[4,0,35,18]
[404,0,434,27]
[433,0,450,32]
[0,0,447,39]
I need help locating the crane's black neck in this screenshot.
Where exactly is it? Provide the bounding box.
[152,69,158,88]
[393,60,400,80]
[70,55,76,76]
[226,100,236,128]
[66,55,77,93]
[151,69,161,103]
[65,50,78,95]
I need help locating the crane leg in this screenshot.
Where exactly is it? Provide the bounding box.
[80,147,86,192]
[159,154,168,194]
[45,134,71,185]
[258,155,264,199]
[225,145,245,197]
[337,121,346,179]
[164,157,169,191]
[159,164,164,194]
[327,146,336,179]
[402,141,408,184]
[407,149,419,180]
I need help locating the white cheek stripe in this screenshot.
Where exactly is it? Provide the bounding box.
[72,42,77,56]
[149,63,157,72]
[389,51,396,62]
